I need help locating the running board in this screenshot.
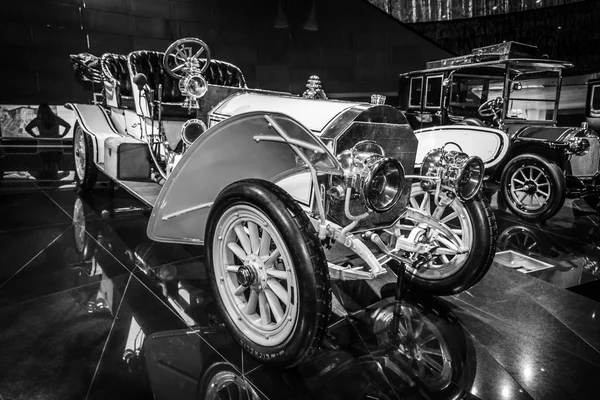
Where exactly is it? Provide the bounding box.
[96,163,162,207]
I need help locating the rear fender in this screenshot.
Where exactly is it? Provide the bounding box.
[147,111,341,245]
[65,103,122,164]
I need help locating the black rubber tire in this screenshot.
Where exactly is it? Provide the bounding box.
[499,154,566,222]
[405,190,498,296]
[73,124,98,192]
[205,179,331,368]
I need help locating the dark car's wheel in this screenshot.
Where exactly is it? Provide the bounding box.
[500,154,566,222]
[397,183,497,296]
[73,124,98,191]
[205,179,331,368]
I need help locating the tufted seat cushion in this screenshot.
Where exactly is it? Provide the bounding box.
[101,53,135,109]
[128,50,247,118]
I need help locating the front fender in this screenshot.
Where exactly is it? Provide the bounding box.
[147,111,340,245]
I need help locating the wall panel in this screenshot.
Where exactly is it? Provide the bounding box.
[134,16,171,39]
[82,9,134,36]
[24,2,81,29]
[130,0,171,18]
[88,32,134,55]
[84,0,128,13]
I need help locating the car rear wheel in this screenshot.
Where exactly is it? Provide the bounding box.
[500,154,566,222]
[205,179,331,368]
[397,183,497,295]
[73,125,98,191]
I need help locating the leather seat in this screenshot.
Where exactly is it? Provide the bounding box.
[128,51,247,119]
[100,53,135,109]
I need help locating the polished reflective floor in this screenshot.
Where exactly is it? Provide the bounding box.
[1,174,599,400]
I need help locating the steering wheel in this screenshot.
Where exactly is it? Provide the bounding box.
[163,38,211,79]
[478,97,504,117]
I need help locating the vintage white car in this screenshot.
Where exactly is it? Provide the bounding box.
[68,38,496,367]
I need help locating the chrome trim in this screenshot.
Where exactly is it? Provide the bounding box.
[252,135,325,154]
[161,202,213,221]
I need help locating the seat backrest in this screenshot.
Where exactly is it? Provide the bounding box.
[128,51,248,103]
[128,51,182,103]
[101,53,133,97]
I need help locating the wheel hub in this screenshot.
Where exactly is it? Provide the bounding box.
[236,266,255,287]
[523,181,537,194]
[238,254,268,291]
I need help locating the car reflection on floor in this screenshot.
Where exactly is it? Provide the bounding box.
[71,192,476,400]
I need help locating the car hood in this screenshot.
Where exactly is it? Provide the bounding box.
[210,93,362,134]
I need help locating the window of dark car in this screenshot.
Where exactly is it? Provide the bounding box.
[591,84,600,116]
[424,75,443,108]
[409,77,423,108]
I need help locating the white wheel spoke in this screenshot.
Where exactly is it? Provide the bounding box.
[234,284,246,296]
[227,242,247,260]
[451,228,463,235]
[234,225,252,255]
[259,231,271,257]
[420,194,430,212]
[410,197,420,209]
[398,224,415,230]
[265,289,284,323]
[529,167,534,181]
[266,269,287,280]
[431,203,447,220]
[194,47,205,58]
[441,211,458,224]
[417,334,436,346]
[421,347,443,357]
[436,247,461,256]
[436,236,459,253]
[226,265,241,273]
[258,292,270,325]
[264,248,281,266]
[518,170,528,181]
[441,254,451,263]
[513,178,525,185]
[247,222,260,254]
[267,279,288,302]
[537,188,549,197]
[245,290,258,315]
[422,354,444,374]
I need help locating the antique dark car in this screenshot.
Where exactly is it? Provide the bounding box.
[398,41,599,222]
[68,37,496,367]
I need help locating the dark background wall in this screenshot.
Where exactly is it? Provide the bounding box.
[0,0,451,105]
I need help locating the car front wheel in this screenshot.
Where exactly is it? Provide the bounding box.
[500,154,566,222]
[205,179,331,368]
[396,183,497,296]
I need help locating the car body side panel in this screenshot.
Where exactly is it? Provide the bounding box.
[65,103,122,164]
[147,112,338,245]
[414,125,509,169]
